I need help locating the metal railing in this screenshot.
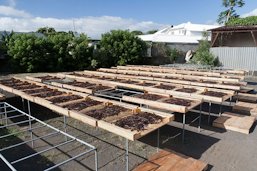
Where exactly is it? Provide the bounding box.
[0,102,98,171]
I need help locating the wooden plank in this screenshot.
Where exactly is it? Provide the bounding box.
[233,102,257,116]
[236,93,257,103]
[98,68,241,83]
[133,150,207,171]
[117,65,222,77]
[81,70,243,91]
[213,112,255,134]
[240,86,255,93]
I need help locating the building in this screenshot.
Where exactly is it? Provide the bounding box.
[138,22,219,57]
[209,25,257,72]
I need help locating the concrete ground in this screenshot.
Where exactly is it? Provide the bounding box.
[0,73,257,171]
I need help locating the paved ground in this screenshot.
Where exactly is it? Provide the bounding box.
[0,73,257,171]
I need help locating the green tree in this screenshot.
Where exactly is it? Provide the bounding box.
[7,33,53,72]
[6,31,92,72]
[217,0,245,24]
[191,33,220,66]
[37,27,56,35]
[98,30,147,67]
[226,16,257,26]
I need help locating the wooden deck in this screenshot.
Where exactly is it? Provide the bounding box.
[133,150,207,171]
[233,101,257,117]
[236,93,257,103]
[213,112,256,134]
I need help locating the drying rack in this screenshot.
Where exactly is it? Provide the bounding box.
[0,101,98,171]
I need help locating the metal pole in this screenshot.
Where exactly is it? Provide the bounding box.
[125,138,129,171]
[27,100,34,148]
[219,102,222,117]
[63,115,67,141]
[94,149,98,171]
[208,102,212,124]
[4,103,7,126]
[182,114,185,143]
[0,104,3,125]
[198,103,202,133]
[157,128,160,152]
[21,98,25,112]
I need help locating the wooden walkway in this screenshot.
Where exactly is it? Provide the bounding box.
[213,112,256,134]
[133,150,207,171]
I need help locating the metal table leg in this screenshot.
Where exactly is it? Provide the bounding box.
[4,103,8,126]
[27,100,34,148]
[219,102,223,116]
[157,128,160,152]
[63,115,68,141]
[22,98,25,112]
[182,114,186,143]
[198,103,202,133]
[208,102,212,124]
[125,139,129,171]
[95,149,98,171]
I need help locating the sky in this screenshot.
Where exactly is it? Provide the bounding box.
[0,0,257,38]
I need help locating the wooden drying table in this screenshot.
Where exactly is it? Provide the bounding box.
[0,77,175,171]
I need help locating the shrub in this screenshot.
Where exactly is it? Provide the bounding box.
[98,30,147,67]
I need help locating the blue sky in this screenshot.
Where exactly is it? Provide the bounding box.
[0,0,257,38]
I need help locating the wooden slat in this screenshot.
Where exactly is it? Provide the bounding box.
[98,68,241,83]
[213,112,256,134]
[236,93,257,103]
[0,77,174,141]
[133,150,207,171]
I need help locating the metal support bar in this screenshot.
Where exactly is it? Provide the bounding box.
[0,113,25,122]
[219,102,223,116]
[0,119,35,129]
[0,109,19,115]
[4,103,7,125]
[0,131,59,152]
[0,125,46,139]
[182,114,186,143]
[44,148,96,171]
[63,115,67,141]
[198,103,202,133]
[125,139,129,171]
[21,98,25,112]
[27,100,34,147]
[11,139,75,164]
[157,128,160,152]
[208,102,212,124]
[0,154,17,171]
[0,102,98,171]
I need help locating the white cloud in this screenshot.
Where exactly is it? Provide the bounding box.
[241,8,257,17]
[0,5,31,18]
[0,16,167,39]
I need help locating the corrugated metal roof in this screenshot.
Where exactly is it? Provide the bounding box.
[209,25,257,32]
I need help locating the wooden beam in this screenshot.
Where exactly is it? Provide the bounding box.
[251,31,257,47]
[211,32,219,47]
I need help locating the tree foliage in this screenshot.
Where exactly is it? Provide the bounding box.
[97,30,147,67]
[226,16,257,26]
[217,0,245,24]
[191,34,220,66]
[6,29,92,72]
